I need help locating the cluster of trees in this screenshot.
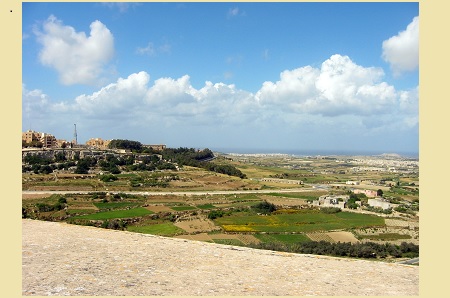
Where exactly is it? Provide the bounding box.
[22,143,246,179]
[250,240,419,259]
[22,154,77,174]
[108,139,143,151]
[127,159,177,172]
[99,174,118,182]
[161,147,246,178]
[98,154,129,174]
[34,197,67,213]
[75,157,97,174]
[203,163,247,179]
[251,201,277,214]
[161,147,214,164]
[347,192,366,209]
[207,210,225,219]
[100,219,128,230]
[23,154,51,165]
[107,139,162,154]
[394,203,419,215]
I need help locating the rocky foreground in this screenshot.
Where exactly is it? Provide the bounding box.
[22,219,419,296]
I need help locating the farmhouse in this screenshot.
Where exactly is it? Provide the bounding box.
[353,189,378,197]
[368,198,391,210]
[311,195,349,209]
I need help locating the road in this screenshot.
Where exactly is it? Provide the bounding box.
[397,257,419,265]
[22,187,316,197]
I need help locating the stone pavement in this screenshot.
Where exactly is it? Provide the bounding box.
[22,219,419,296]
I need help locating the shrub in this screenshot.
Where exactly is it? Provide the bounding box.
[208,210,225,220]
[251,201,277,214]
[320,207,341,214]
[100,174,118,182]
[101,219,127,230]
[35,203,53,212]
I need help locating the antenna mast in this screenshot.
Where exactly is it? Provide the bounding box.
[74,124,78,145]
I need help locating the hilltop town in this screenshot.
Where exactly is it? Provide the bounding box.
[22,129,166,151]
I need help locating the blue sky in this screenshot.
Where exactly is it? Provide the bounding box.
[22,2,419,155]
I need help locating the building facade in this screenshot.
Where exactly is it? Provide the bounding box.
[86,138,111,150]
[22,130,57,148]
[367,198,391,210]
[353,189,378,197]
[143,144,167,151]
[311,195,349,209]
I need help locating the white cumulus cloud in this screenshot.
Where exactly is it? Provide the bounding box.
[382,16,419,76]
[35,15,115,85]
[73,71,150,115]
[256,54,397,116]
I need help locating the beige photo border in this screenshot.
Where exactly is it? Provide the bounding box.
[2,0,444,297]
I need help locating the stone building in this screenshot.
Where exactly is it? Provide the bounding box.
[22,130,57,148]
[353,189,378,197]
[367,198,391,210]
[143,144,167,151]
[86,138,111,150]
[22,130,41,143]
[311,195,349,209]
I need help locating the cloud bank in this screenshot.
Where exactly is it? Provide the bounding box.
[23,55,418,140]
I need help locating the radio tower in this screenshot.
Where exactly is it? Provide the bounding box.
[73,124,78,145]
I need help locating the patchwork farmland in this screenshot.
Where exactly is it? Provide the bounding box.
[23,152,419,261]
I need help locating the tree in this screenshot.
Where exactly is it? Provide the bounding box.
[348,202,359,209]
[377,189,384,197]
[108,139,143,151]
[208,210,224,219]
[54,152,66,162]
[75,159,90,174]
[251,201,277,214]
[40,165,53,174]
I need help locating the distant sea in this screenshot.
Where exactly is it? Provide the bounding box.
[211,147,419,159]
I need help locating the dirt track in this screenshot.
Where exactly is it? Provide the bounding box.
[22,219,419,296]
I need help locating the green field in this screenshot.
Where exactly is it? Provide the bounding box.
[196,204,216,209]
[72,207,153,220]
[215,211,385,233]
[93,202,140,210]
[66,209,97,215]
[127,223,184,236]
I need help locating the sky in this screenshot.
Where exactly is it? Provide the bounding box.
[22,2,419,156]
